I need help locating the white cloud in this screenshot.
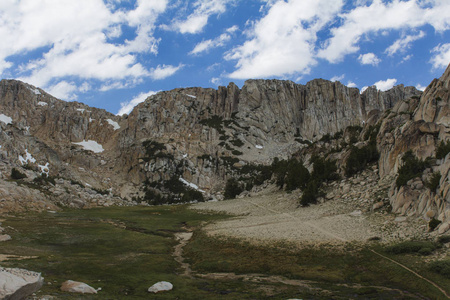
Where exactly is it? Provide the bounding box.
[347,81,357,88]
[117,90,158,116]
[46,81,78,100]
[361,86,369,93]
[358,53,381,66]
[401,54,413,63]
[374,78,397,91]
[166,0,233,34]
[211,77,221,85]
[318,0,450,63]
[150,64,184,80]
[416,84,426,91]
[226,0,344,79]
[0,0,168,92]
[330,74,345,82]
[430,43,450,69]
[190,26,237,55]
[385,31,425,56]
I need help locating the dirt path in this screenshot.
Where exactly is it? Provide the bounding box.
[191,191,450,299]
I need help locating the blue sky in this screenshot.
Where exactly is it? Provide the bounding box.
[1,0,449,115]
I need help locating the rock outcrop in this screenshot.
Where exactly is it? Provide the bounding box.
[0,76,420,208]
[0,267,44,300]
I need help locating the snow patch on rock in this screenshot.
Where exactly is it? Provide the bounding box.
[38,163,50,176]
[186,94,196,99]
[255,144,264,149]
[37,101,47,106]
[76,108,85,113]
[0,114,12,125]
[72,140,104,153]
[106,119,120,130]
[19,149,36,165]
[179,178,205,193]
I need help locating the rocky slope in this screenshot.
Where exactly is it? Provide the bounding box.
[3,64,450,235]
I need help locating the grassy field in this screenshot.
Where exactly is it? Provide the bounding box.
[1,205,449,299]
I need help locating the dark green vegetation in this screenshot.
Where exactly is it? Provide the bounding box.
[10,167,27,179]
[436,140,450,159]
[345,124,380,177]
[430,260,450,278]
[3,207,449,299]
[386,240,438,255]
[396,150,431,188]
[426,172,442,193]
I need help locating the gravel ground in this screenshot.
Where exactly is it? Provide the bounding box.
[192,185,429,247]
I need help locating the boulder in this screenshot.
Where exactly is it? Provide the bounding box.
[60,280,98,294]
[148,281,173,293]
[438,222,450,234]
[0,267,44,300]
[0,234,11,242]
[372,201,384,210]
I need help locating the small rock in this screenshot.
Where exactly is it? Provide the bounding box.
[394,216,407,222]
[438,222,450,234]
[61,280,98,294]
[372,201,384,210]
[426,210,435,218]
[148,281,173,293]
[349,210,362,217]
[0,234,11,242]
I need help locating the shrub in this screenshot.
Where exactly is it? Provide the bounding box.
[436,140,450,159]
[429,218,442,232]
[429,260,450,278]
[437,235,450,244]
[224,178,243,199]
[386,240,436,254]
[311,156,339,182]
[300,180,321,206]
[345,141,379,177]
[11,168,27,180]
[285,159,310,191]
[33,174,56,185]
[230,138,244,147]
[395,151,430,188]
[425,172,441,193]
[181,189,204,202]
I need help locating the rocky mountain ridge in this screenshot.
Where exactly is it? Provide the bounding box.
[1,64,449,234]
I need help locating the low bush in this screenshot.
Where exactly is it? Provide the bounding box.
[345,141,379,177]
[395,151,430,188]
[429,260,450,278]
[33,174,56,185]
[436,140,450,159]
[425,172,441,193]
[11,168,27,180]
[437,235,450,244]
[224,178,243,199]
[386,240,436,255]
[429,218,442,232]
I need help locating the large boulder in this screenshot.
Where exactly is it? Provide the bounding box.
[0,267,44,300]
[148,281,173,293]
[60,280,98,294]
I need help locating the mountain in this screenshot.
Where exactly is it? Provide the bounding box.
[1,64,449,234]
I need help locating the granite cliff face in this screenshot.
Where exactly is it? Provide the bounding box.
[0,72,428,214]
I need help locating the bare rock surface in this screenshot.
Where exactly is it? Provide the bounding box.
[60,280,98,294]
[0,267,44,300]
[148,281,173,293]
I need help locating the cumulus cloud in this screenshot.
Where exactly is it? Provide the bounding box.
[430,43,450,69]
[165,0,233,34]
[117,90,158,116]
[149,64,184,80]
[358,53,381,66]
[46,81,79,101]
[347,81,357,88]
[416,84,427,91]
[190,26,238,55]
[318,0,450,63]
[385,31,425,56]
[1,0,168,91]
[330,74,345,82]
[374,78,397,91]
[226,0,344,79]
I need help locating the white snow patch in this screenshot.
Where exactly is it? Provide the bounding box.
[106,119,120,130]
[37,101,48,106]
[0,114,12,125]
[89,118,95,122]
[76,108,85,113]
[179,178,205,193]
[33,88,41,95]
[186,94,197,99]
[183,154,188,158]
[85,183,92,187]
[19,149,36,165]
[73,140,104,153]
[255,144,264,149]
[38,162,50,175]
